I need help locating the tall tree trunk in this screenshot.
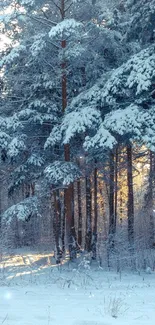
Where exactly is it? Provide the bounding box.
[98,180,107,237]
[119,189,123,226]
[64,148,76,259]
[92,164,98,259]
[114,147,118,230]
[85,176,92,252]
[31,183,35,196]
[108,152,115,250]
[119,147,123,226]
[0,174,2,230]
[61,1,76,259]
[53,190,62,263]
[149,151,154,247]
[25,184,31,198]
[62,193,65,253]
[77,178,82,247]
[127,144,134,249]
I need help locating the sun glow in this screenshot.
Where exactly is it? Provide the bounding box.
[4,291,13,300]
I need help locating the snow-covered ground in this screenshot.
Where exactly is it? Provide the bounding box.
[0,250,155,325]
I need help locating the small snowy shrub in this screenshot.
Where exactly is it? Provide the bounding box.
[104,296,126,318]
[78,257,90,270]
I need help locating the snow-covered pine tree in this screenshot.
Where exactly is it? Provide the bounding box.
[1,0,123,257]
[59,34,155,252]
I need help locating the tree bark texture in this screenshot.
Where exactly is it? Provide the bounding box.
[149,151,154,247]
[108,152,115,250]
[85,176,92,252]
[114,147,118,230]
[77,179,82,247]
[61,1,76,259]
[92,165,98,259]
[127,144,134,249]
[53,190,62,263]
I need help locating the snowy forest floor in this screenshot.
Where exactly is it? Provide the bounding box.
[0,248,155,325]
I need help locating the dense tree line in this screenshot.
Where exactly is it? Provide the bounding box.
[0,0,155,267]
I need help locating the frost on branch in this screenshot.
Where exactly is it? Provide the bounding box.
[44,126,62,148]
[30,33,46,57]
[0,45,26,67]
[21,0,35,5]
[8,137,26,157]
[101,45,155,104]
[103,105,142,137]
[84,126,117,150]
[18,108,57,125]
[1,115,22,131]
[0,117,6,129]
[2,197,40,225]
[1,114,22,131]
[49,19,83,39]
[83,105,155,151]
[102,105,155,149]
[8,155,43,194]
[70,82,103,110]
[27,154,44,167]
[142,109,155,152]
[61,107,101,144]
[126,47,155,94]
[18,109,35,120]
[44,161,81,186]
[0,132,11,149]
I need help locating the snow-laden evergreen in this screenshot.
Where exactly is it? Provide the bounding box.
[44,161,81,186]
[59,43,155,157]
[1,0,155,260]
[2,197,40,224]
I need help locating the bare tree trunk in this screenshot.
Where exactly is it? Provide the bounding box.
[53,190,62,263]
[127,144,134,250]
[25,184,31,198]
[60,1,76,259]
[64,148,76,259]
[149,151,154,247]
[108,152,115,250]
[119,190,123,225]
[0,174,2,230]
[62,194,65,253]
[77,178,82,247]
[98,180,107,237]
[85,176,92,252]
[114,147,118,230]
[92,164,98,259]
[31,183,35,196]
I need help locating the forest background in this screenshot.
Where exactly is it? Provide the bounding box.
[0,0,155,270]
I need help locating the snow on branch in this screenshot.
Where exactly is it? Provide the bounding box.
[49,19,83,38]
[0,45,26,67]
[142,108,155,152]
[101,45,155,103]
[21,0,35,5]
[8,136,26,157]
[84,126,117,150]
[30,33,46,56]
[18,108,57,124]
[61,107,101,144]
[44,161,81,186]
[27,154,44,167]
[2,197,41,225]
[0,131,11,149]
[44,125,62,148]
[103,105,142,137]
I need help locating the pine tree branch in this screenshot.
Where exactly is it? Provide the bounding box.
[49,0,62,13]
[64,2,73,13]
[27,14,57,27]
